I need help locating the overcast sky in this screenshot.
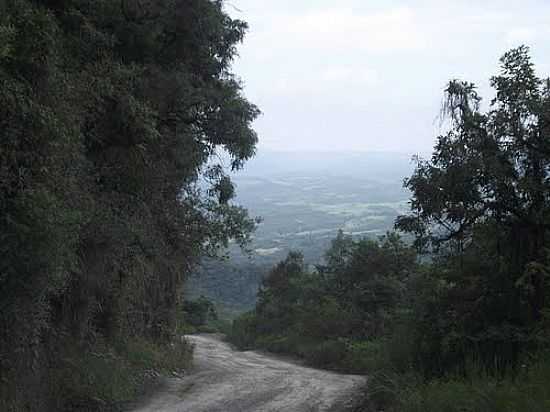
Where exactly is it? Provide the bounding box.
[225,0,550,155]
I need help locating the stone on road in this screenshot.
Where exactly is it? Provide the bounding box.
[132,334,365,412]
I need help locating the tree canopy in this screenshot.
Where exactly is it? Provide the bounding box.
[396,46,550,374]
[0,1,258,409]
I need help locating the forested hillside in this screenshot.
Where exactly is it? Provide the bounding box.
[229,47,550,411]
[0,1,257,410]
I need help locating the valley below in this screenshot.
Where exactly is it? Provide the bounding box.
[166,154,405,411]
[187,151,414,315]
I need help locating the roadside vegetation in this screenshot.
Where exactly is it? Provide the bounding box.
[51,337,193,411]
[229,47,550,412]
[179,295,233,335]
[0,1,257,410]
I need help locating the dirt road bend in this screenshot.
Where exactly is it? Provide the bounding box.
[132,334,366,412]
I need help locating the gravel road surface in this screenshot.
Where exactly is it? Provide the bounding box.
[132,334,366,412]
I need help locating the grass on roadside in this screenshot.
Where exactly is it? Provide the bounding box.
[51,337,193,412]
[362,352,550,412]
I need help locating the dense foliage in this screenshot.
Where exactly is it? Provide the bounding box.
[0,1,258,410]
[396,45,550,376]
[229,232,417,372]
[230,47,550,411]
[182,295,217,328]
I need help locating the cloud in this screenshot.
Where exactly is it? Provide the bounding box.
[278,7,426,53]
[506,27,537,45]
[228,0,550,153]
[320,66,379,85]
[264,65,379,99]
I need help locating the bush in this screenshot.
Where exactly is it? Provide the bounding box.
[51,338,193,411]
[182,296,218,328]
[341,339,391,374]
[207,319,233,335]
[304,340,348,369]
[363,351,550,412]
[255,335,295,354]
[228,312,258,350]
[121,338,193,373]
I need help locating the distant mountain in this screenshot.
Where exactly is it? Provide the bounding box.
[232,150,419,181]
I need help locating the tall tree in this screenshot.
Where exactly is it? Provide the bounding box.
[0,0,259,409]
[396,46,550,373]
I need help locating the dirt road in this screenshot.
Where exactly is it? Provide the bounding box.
[132,334,365,412]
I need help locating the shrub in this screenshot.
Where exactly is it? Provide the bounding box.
[341,339,391,374]
[51,338,193,411]
[182,296,218,328]
[255,335,295,354]
[228,312,258,350]
[304,340,348,369]
[364,351,550,412]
